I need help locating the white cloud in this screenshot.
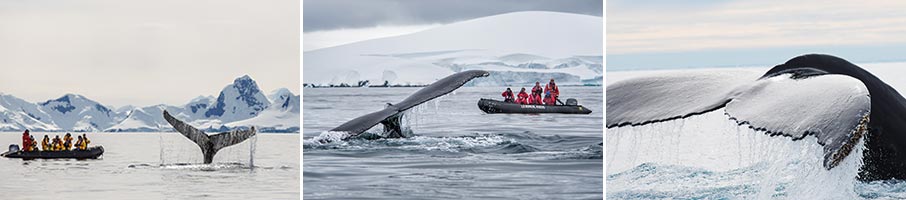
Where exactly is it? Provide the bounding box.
[608,0,906,54]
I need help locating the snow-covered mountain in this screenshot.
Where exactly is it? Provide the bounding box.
[38,94,126,132]
[303,11,603,87]
[105,104,182,132]
[182,95,215,120]
[202,75,271,122]
[267,88,293,103]
[0,75,299,133]
[227,90,300,133]
[0,94,59,131]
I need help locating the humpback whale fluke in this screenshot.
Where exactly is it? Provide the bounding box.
[328,70,490,141]
[607,54,906,181]
[163,110,257,164]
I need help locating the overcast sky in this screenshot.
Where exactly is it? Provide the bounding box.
[608,0,906,70]
[303,0,603,51]
[0,0,300,108]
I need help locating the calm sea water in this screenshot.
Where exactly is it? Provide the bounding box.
[303,86,604,199]
[0,132,299,199]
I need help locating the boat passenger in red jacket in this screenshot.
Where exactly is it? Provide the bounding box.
[21,130,31,151]
[501,88,515,103]
[516,88,529,104]
[531,82,543,104]
[543,91,556,105]
[545,79,560,105]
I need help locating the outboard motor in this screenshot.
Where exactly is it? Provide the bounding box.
[566,98,578,106]
[9,144,20,152]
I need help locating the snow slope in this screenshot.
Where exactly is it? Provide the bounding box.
[303,11,603,86]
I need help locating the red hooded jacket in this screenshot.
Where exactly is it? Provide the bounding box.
[545,83,559,99]
[501,90,515,102]
[22,131,31,151]
[516,91,529,104]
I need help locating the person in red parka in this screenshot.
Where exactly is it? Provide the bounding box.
[531,82,543,104]
[516,88,529,104]
[21,130,31,151]
[543,91,555,105]
[501,88,515,103]
[526,89,536,104]
[530,82,541,104]
[544,79,560,105]
[529,92,541,105]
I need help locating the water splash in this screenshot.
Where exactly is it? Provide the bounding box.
[856,180,906,198]
[606,111,864,199]
[304,131,350,145]
[158,132,255,168]
[306,133,504,149]
[306,132,544,154]
[249,134,257,168]
[159,130,165,166]
[158,162,251,171]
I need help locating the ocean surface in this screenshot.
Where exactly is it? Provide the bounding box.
[303,86,604,199]
[0,132,299,199]
[606,64,906,199]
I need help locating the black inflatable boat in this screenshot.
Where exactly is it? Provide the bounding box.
[477,98,592,114]
[1,145,104,160]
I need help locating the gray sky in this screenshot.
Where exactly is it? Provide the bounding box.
[303,0,603,51]
[0,0,300,108]
[608,0,906,70]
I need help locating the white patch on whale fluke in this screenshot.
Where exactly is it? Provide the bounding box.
[725,74,870,168]
[606,70,759,127]
[607,69,871,169]
[727,74,870,139]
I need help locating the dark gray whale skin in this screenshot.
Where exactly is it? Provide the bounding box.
[764,54,906,181]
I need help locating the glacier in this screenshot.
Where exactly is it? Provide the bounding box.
[303,11,603,87]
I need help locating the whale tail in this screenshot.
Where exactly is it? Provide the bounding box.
[329,70,490,140]
[607,54,872,169]
[162,110,257,164]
